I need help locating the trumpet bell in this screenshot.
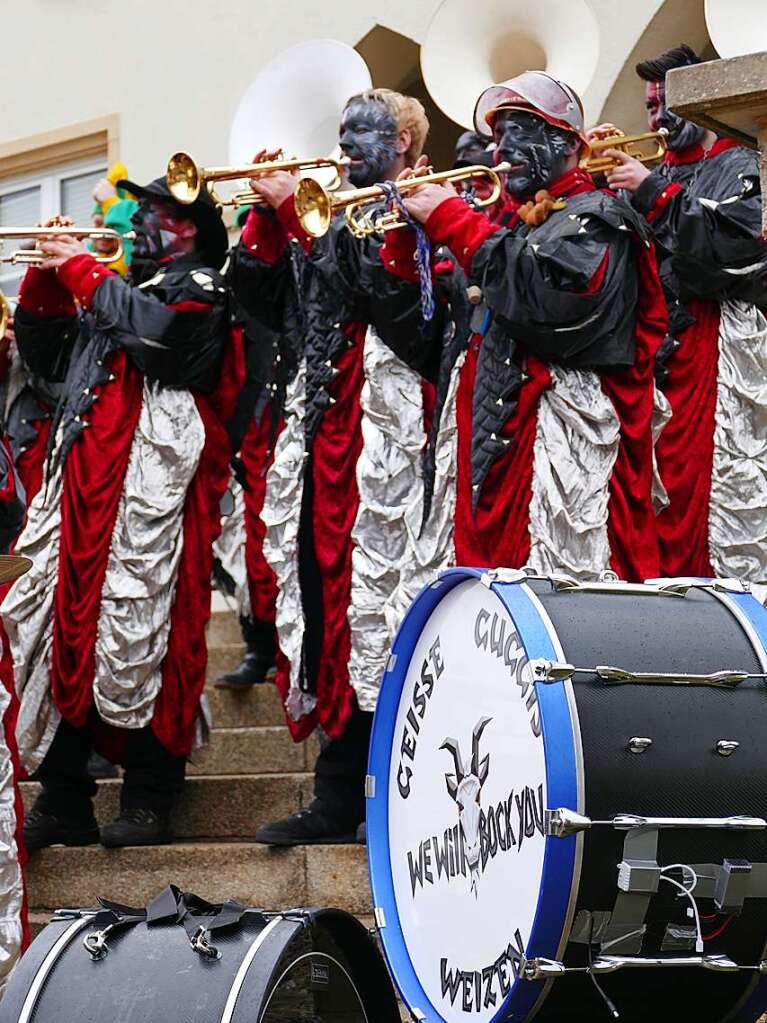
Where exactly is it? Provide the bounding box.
[167,152,202,205]
[294,178,333,240]
[421,0,599,129]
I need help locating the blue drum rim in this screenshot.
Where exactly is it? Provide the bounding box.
[366,567,581,1023]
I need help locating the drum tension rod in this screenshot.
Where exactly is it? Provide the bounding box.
[545,807,767,838]
[527,657,761,687]
[519,954,767,981]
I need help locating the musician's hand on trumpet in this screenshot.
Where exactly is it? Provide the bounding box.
[400,155,458,225]
[604,149,651,193]
[586,123,620,144]
[244,149,299,211]
[29,216,84,269]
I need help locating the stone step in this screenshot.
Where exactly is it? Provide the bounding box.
[25,842,370,917]
[205,679,286,728]
[207,611,242,648]
[188,726,309,776]
[206,642,246,682]
[21,773,313,840]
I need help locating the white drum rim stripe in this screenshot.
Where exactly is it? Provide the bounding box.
[17,916,93,1023]
[220,914,284,1023]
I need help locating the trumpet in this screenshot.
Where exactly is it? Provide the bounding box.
[295,162,511,239]
[166,151,350,207]
[582,128,668,175]
[0,227,131,266]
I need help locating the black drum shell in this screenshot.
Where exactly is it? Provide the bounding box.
[528,584,767,1023]
[0,906,398,1023]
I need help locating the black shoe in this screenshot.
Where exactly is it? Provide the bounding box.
[23,807,99,851]
[255,800,358,846]
[214,652,276,690]
[100,808,173,848]
[87,752,118,779]
[356,821,366,844]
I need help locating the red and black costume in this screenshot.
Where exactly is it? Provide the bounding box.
[630,140,767,579]
[231,190,453,831]
[3,179,242,844]
[412,74,666,581]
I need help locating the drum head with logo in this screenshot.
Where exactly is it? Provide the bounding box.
[367,570,582,1023]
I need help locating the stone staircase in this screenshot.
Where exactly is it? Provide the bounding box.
[22,609,371,932]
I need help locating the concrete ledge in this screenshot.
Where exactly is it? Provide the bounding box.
[667,51,767,145]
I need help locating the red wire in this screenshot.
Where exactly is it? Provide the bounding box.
[703,915,734,942]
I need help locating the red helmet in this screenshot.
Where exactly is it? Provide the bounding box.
[474,71,589,153]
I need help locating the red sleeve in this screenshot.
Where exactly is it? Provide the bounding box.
[241,206,289,265]
[17,267,77,318]
[645,182,684,225]
[276,195,313,255]
[380,226,420,283]
[56,253,116,310]
[424,197,500,272]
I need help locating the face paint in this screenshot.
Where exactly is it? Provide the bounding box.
[492,110,578,199]
[645,80,706,152]
[131,199,192,282]
[339,99,400,187]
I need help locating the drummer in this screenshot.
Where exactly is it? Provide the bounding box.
[396,71,667,581]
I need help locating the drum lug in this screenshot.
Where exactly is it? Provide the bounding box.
[627,737,653,754]
[716,740,740,757]
[374,907,386,929]
[365,774,376,798]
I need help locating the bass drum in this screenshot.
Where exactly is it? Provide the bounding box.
[0,889,399,1023]
[367,568,767,1023]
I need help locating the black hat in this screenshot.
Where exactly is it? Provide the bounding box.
[117,176,229,270]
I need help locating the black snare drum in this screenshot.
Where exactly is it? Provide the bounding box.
[367,570,767,1022]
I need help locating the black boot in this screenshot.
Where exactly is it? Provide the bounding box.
[23,807,99,851]
[101,727,184,847]
[215,616,276,689]
[255,799,358,846]
[256,707,372,847]
[100,808,172,848]
[27,719,100,850]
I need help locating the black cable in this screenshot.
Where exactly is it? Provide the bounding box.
[588,914,621,1020]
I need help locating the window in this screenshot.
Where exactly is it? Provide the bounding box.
[0,158,107,298]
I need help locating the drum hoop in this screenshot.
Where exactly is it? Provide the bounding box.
[366,567,581,1023]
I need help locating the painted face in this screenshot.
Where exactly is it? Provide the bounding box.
[131,199,193,280]
[492,110,579,199]
[645,80,706,152]
[339,99,400,187]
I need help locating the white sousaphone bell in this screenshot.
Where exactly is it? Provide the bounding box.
[227,38,373,200]
[705,0,767,58]
[420,0,600,129]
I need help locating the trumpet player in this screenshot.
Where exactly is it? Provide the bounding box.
[4,176,241,850]
[230,88,461,845]
[600,45,767,582]
[399,70,667,581]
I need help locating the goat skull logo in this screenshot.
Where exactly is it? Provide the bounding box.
[440,716,492,897]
